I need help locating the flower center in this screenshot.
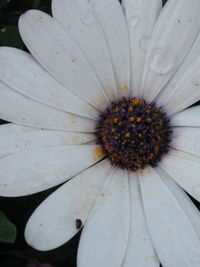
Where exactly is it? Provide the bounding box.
[96,97,172,172]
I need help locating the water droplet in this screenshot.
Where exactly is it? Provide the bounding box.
[81,10,94,25]
[129,0,142,9]
[129,16,139,27]
[149,47,177,75]
[139,36,150,51]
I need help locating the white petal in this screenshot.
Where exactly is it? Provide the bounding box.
[52,0,117,101]
[123,0,162,97]
[141,0,200,102]
[19,10,108,110]
[25,160,111,251]
[90,0,130,97]
[140,167,200,267]
[0,47,98,120]
[172,127,200,157]
[157,167,200,239]
[161,149,200,202]
[171,106,200,127]
[0,82,94,132]
[123,173,159,267]
[163,55,200,115]
[77,168,130,267]
[0,124,95,158]
[0,145,104,196]
[156,32,200,107]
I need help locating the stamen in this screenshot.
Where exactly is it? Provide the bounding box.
[96,97,172,172]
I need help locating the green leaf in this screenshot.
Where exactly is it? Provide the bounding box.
[0,0,8,10]
[0,25,24,49]
[0,209,17,243]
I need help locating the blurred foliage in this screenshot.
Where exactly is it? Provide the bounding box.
[0,0,169,267]
[0,210,16,243]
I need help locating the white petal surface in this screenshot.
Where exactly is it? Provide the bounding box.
[171,106,200,127]
[90,0,130,97]
[156,32,200,107]
[157,167,200,239]
[172,127,200,157]
[0,124,94,158]
[77,168,130,267]
[123,0,162,97]
[0,82,94,132]
[164,55,200,115]
[161,149,200,202]
[123,173,159,267]
[52,0,117,101]
[0,145,104,196]
[25,160,111,251]
[141,0,200,102]
[140,167,200,267]
[19,10,108,110]
[0,47,98,119]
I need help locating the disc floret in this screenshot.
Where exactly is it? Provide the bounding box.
[96,97,172,172]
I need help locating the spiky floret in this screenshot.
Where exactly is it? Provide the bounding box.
[96,97,172,172]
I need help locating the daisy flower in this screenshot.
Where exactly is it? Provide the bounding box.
[1,0,200,266]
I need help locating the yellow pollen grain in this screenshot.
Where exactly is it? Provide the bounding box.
[130,117,135,122]
[128,106,133,112]
[138,133,142,138]
[146,118,152,123]
[125,132,131,138]
[113,118,118,124]
[94,147,104,161]
[101,191,105,197]
[111,128,115,133]
[137,117,142,123]
[114,136,119,140]
[118,121,123,127]
[132,99,139,106]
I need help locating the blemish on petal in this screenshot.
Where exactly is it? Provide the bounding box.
[93,147,104,161]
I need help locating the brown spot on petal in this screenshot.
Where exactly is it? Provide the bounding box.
[93,147,104,161]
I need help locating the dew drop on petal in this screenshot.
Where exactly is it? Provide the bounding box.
[129,16,139,28]
[139,36,150,51]
[148,47,177,75]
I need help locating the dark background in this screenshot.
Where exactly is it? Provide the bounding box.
[0,0,195,267]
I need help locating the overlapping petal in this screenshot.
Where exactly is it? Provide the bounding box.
[0,82,94,132]
[161,149,200,202]
[19,10,108,111]
[123,0,162,97]
[25,160,111,251]
[77,168,130,267]
[52,0,117,101]
[0,47,98,119]
[0,124,95,158]
[140,167,200,267]
[90,0,130,97]
[0,145,104,196]
[123,173,159,267]
[142,0,200,102]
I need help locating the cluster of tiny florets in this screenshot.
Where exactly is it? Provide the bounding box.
[96,97,172,172]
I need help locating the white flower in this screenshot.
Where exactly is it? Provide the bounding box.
[1,0,200,266]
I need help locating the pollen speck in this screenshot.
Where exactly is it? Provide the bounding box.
[94,147,104,161]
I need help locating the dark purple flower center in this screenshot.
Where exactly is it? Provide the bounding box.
[96,97,172,172]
